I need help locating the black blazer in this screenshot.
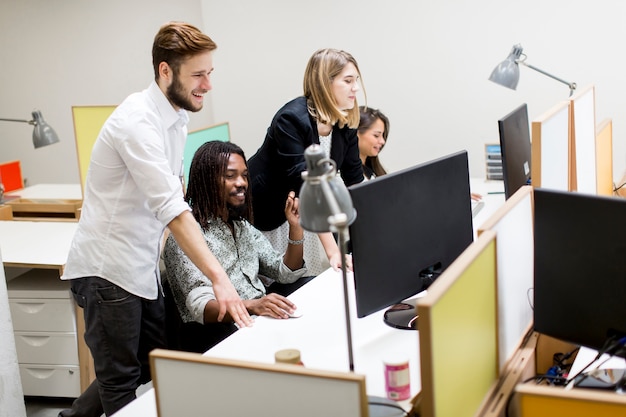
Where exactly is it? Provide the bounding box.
[248,96,364,231]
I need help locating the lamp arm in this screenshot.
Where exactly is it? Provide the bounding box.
[317,162,355,372]
[0,118,34,125]
[519,60,577,96]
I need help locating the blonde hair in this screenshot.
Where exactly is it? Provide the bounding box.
[303,48,365,129]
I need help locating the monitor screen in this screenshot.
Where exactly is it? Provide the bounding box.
[348,150,474,330]
[498,103,532,199]
[534,189,626,356]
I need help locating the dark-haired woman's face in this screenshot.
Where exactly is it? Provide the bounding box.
[358,118,386,159]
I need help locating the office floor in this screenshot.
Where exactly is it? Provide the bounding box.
[25,397,73,417]
[24,382,153,417]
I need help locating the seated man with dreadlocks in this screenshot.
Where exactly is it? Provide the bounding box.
[163,141,308,353]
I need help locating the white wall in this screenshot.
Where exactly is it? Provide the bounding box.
[202,0,626,180]
[0,0,209,185]
[1,0,625,185]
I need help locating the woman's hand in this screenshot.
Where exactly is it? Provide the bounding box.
[285,191,300,227]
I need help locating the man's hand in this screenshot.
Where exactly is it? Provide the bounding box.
[212,278,254,327]
[247,293,297,319]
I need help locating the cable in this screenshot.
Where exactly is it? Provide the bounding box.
[568,336,626,384]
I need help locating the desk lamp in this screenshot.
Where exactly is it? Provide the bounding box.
[299,145,406,417]
[299,144,356,371]
[0,110,60,201]
[489,44,577,96]
[0,110,60,149]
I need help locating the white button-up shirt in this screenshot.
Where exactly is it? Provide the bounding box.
[62,82,191,300]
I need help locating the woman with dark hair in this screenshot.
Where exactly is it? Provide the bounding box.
[358,106,390,180]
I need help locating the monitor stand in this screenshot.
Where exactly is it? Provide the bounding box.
[383,298,418,330]
[383,268,439,331]
[368,395,406,416]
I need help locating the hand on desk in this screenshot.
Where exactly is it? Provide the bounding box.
[246,293,297,319]
[471,192,483,201]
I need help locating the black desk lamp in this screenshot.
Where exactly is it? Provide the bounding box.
[0,110,60,149]
[299,144,356,371]
[489,44,577,96]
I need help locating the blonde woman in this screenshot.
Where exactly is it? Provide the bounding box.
[248,48,365,276]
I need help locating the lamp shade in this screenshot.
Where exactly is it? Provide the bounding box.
[299,144,356,233]
[31,110,60,148]
[489,44,524,90]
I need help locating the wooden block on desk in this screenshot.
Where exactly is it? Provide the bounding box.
[0,204,13,219]
[7,198,82,220]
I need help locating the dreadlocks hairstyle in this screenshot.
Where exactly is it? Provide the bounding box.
[152,21,217,81]
[185,141,253,227]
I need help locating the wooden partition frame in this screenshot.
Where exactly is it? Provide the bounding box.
[150,349,369,417]
[531,100,571,191]
[595,118,613,196]
[416,230,498,417]
[568,85,597,194]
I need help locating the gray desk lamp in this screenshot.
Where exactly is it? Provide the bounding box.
[489,44,577,96]
[299,144,406,417]
[0,110,60,149]
[0,110,60,201]
[299,144,356,371]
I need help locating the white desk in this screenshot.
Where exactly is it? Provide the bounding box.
[113,267,420,417]
[0,221,77,270]
[0,220,93,396]
[5,183,83,200]
[113,180,507,417]
[470,178,505,237]
[3,184,83,221]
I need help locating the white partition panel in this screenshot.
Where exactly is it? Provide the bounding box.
[478,186,534,372]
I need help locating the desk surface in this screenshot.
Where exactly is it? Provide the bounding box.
[114,268,421,417]
[5,183,82,201]
[0,220,77,269]
[113,177,506,417]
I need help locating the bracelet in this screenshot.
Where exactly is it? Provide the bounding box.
[288,237,305,245]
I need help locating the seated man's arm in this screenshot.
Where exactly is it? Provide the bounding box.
[202,293,296,323]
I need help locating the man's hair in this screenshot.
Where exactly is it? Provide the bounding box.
[358,106,390,177]
[303,48,365,129]
[186,141,253,227]
[152,21,217,81]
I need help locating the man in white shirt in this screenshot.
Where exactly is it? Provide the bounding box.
[60,22,252,417]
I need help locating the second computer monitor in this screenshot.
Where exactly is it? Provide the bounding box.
[348,150,474,330]
[534,188,626,356]
[498,103,532,199]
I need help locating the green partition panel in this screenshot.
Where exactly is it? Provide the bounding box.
[183,122,230,189]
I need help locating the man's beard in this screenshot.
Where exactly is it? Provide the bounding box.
[227,202,248,222]
[166,75,201,112]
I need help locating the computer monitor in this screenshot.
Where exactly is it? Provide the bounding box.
[498,103,532,199]
[348,150,474,330]
[534,188,626,356]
